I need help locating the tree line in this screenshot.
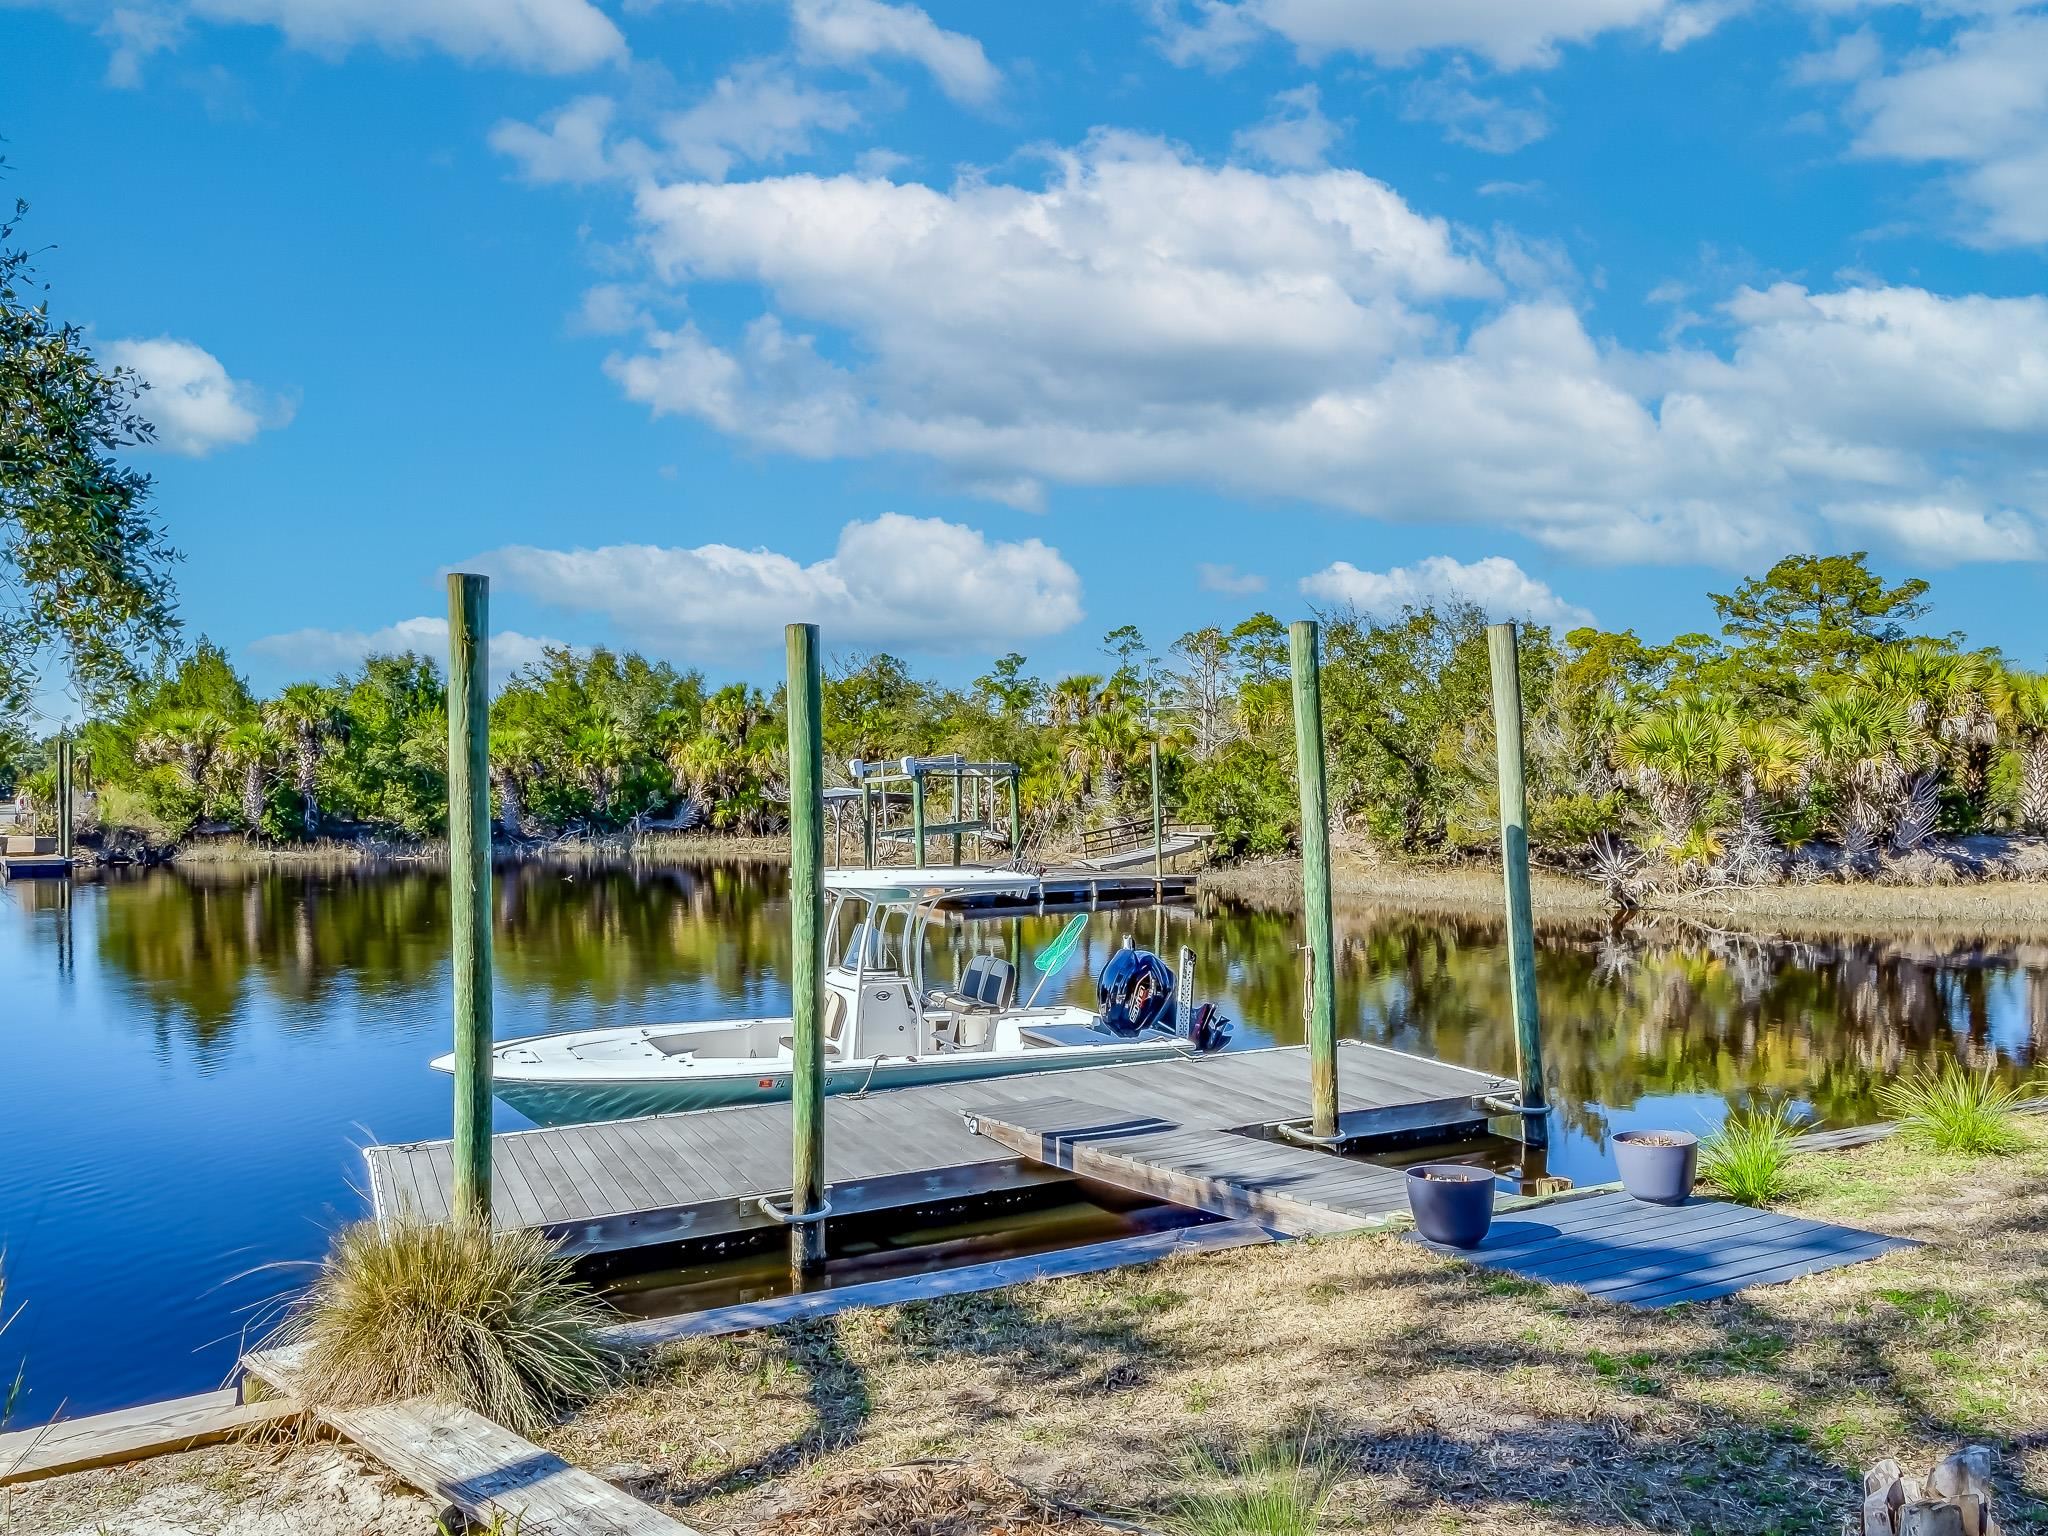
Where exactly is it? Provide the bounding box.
[11,551,2048,886]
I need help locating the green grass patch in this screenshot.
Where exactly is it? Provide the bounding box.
[1877,1061,2037,1155]
[1700,1101,1806,1206]
[1158,1437,1333,1536]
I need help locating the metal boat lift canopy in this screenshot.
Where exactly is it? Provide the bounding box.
[841,754,1022,870]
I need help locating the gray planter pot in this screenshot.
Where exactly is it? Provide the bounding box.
[1405,1164,1496,1248]
[1613,1130,1699,1205]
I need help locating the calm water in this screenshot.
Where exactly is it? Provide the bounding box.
[3,860,2043,1419]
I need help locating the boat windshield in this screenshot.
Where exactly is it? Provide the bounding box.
[841,918,894,971]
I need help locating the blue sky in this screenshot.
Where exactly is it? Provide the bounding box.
[8,0,2048,717]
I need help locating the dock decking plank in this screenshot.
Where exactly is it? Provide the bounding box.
[367,1044,1510,1256]
[1409,1191,1913,1309]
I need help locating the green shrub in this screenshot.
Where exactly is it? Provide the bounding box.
[279,1221,618,1435]
[1878,1061,2036,1155]
[1700,1101,1806,1207]
[1160,1437,1332,1536]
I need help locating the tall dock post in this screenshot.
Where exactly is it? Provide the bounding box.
[910,765,927,868]
[448,573,495,1225]
[57,731,73,861]
[1290,620,1340,1142]
[1007,768,1021,855]
[1150,739,1163,891]
[951,763,964,866]
[785,622,829,1273]
[1487,622,1550,1146]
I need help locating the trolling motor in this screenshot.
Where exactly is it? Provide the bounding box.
[1096,946,1233,1052]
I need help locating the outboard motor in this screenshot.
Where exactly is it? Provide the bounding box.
[1096,947,1175,1036]
[1096,947,1235,1051]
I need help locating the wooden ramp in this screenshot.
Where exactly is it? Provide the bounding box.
[963,1097,1415,1236]
[317,1399,699,1536]
[0,1390,300,1486]
[365,1044,1511,1257]
[1409,1189,1916,1308]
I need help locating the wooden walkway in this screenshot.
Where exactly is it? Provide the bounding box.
[964,1097,1417,1236]
[1409,1189,1916,1308]
[366,1044,1511,1256]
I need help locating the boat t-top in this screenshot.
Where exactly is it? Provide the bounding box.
[434,868,1231,1126]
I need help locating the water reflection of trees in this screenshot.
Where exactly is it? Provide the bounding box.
[83,867,2048,1133]
[1202,895,2048,1143]
[91,860,795,1046]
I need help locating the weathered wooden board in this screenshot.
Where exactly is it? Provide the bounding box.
[963,1097,1415,1236]
[314,1397,703,1536]
[1408,1189,1915,1308]
[0,1390,302,1486]
[599,1217,1275,1350]
[366,1043,1510,1258]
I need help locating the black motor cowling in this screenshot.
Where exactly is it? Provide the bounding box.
[1097,947,1175,1036]
[1096,947,1234,1052]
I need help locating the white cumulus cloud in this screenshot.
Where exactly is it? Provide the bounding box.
[791,0,999,105]
[1834,9,2048,247]
[1198,563,1268,594]
[45,0,625,79]
[1150,0,1673,72]
[1302,555,1595,627]
[467,514,1083,655]
[591,132,2048,570]
[248,617,562,681]
[107,336,292,456]
[1231,84,1343,168]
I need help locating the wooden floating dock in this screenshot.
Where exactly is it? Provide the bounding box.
[1408,1189,1917,1308]
[365,1044,1513,1256]
[962,1096,1422,1236]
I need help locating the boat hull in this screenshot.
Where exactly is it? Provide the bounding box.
[489,1038,1189,1126]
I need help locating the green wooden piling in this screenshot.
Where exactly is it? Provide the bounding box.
[1008,770,1021,853]
[56,732,72,861]
[1150,739,1163,886]
[861,781,875,868]
[1487,621,1549,1145]
[911,768,927,869]
[785,622,828,1272]
[447,573,495,1225]
[1290,620,1339,1142]
[951,765,963,866]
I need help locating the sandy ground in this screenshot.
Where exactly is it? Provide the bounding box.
[0,1442,440,1536]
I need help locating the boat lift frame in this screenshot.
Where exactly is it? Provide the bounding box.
[846,756,1022,869]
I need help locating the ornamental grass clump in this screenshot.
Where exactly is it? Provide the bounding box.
[1878,1061,2036,1155]
[1160,1437,1333,1536]
[1699,1101,1805,1207]
[280,1220,618,1435]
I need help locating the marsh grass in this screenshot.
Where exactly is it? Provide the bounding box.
[278,1221,618,1436]
[1699,1101,1807,1206]
[1878,1061,2037,1155]
[1157,1436,1333,1536]
[1,1261,20,1427]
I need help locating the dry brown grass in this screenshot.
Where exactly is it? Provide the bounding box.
[1202,853,2048,936]
[550,1130,2048,1536]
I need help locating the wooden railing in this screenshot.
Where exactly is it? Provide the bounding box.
[1078,818,1215,858]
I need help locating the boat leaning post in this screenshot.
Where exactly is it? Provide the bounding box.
[1290,618,1341,1146]
[447,572,495,1225]
[1487,622,1551,1148]
[784,622,830,1274]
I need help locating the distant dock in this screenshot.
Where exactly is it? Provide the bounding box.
[365,1043,1511,1258]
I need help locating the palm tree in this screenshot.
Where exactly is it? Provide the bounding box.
[221,720,280,832]
[264,683,345,834]
[137,707,228,791]
[2008,671,2048,832]
[1618,702,1735,849]
[490,722,537,838]
[1801,686,1916,864]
